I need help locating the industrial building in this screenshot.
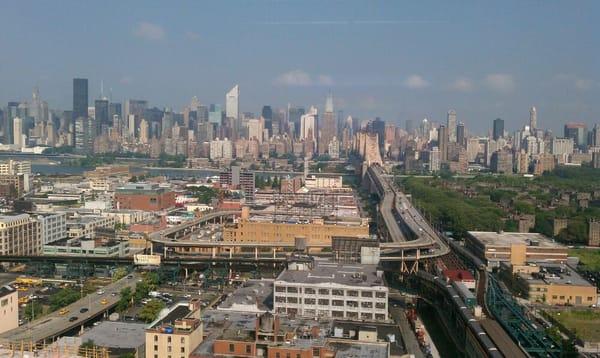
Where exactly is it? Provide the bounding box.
[273,258,388,322]
[465,231,568,268]
[115,183,176,211]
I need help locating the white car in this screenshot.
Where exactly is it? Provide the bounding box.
[96,290,105,295]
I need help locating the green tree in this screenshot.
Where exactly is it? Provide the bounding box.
[134,281,150,303]
[23,301,43,321]
[49,288,81,312]
[112,267,128,281]
[116,287,133,313]
[118,353,136,358]
[138,299,165,323]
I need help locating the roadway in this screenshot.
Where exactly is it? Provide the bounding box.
[0,272,141,344]
[367,165,449,260]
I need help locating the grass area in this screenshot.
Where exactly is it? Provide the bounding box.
[549,309,600,342]
[569,248,600,271]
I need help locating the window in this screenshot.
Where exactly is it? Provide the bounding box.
[276,353,280,358]
[181,337,185,344]
[304,298,316,305]
[332,299,344,306]
[246,345,252,354]
[375,292,386,299]
[332,289,344,296]
[167,346,171,353]
[313,348,320,356]
[318,299,329,306]
[347,290,358,297]
[167,337,171,343]
[154,345,158,351]
[318,288,330,295]
[181,347,185,353]
[361,291,372,298]
[305,288,316,294]
[229,344,235,352]
[154,335,158,341]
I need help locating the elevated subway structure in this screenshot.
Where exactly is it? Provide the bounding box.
[363,164,449,271]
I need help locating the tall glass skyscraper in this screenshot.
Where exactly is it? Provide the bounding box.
[72,78,88,121]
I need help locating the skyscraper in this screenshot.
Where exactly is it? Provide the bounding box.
[4,102,19,144]
[493,118,504,140]
[226,85,239,139]
[447,110,457,143]
[564,123,587,148]
[13,117,23,148]
[288,106,305,138]
[261,105,273,135]
[72,78,88,121]
[300,106,318,154]
[438,125,448,162]
[94,98,109,134]
[529,106,537,131]
[319,93,337,155]
[456,122,466,147]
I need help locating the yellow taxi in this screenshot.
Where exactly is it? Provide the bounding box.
[100,298,108,305]
[58,308,69,315]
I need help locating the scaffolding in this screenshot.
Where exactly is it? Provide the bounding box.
[0,342,110,358]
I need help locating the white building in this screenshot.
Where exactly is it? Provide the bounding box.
[429,146,441,172]
[209,138,233,160]
[226,85,239,120]
[66,215,115,239]
[37,212,67,245]
[300,106,318,152]
[273,258,388,322]
[551,137,574,156]
[13,117,23,149]
[0,160,31,175]
[304,175,343,189]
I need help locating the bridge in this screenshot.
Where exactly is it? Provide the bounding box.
[0,273,141,345]
[362,164,450,272]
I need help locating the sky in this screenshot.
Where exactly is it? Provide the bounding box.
[0,0,599,134]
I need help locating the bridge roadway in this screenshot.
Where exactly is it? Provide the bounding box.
[0,272,141,344]
[148,210,241,241]
[366,165,450,260]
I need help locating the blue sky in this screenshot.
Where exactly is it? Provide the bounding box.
[0,1,598,134]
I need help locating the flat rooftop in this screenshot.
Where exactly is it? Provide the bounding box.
[276,258,385,288]
[217,279,273,312]
[79,321,146,349]
[468,231,565,249]
[516,262,593,287]
[150,304,191,329]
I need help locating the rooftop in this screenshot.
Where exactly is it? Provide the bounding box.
[150,304,191,329]
[515,262,593,287]
[79,321,146,349]
[275,258,385,288]
[0,213,30,223]
[468,231,565,249]
[0,285,16,298]
[217,279,273,312]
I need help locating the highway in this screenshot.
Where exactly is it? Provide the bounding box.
[148,210,240,241]
[367,165,449,260]
[0,273,140,344]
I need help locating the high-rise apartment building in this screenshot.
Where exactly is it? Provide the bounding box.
[447,110,457,143]
[456,122,466,147]
[12,117,23,148]
[429,147,441,172]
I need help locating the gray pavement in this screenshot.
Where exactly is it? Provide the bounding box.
[0,272,141,344]
[389,304,425,358]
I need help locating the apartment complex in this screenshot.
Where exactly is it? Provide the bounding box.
[219,166,255,197]
[37,212,67,244]
[273,259,388,322]
[0,214,41,255]
[115,183,176,211]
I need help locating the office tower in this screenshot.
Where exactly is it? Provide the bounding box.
[564,123,587,148]
[94,98,109,134]
[161,109,174,138]
[139,119,149,144]
[490,150,513,174]
[75,117,93,153]
[4,102,19,144]
[197,105,209,123]
[288,106,305,138]
[456,122,466,147]
[72,78,88,121]
[447,110,457,142]
[405,119,415,135]
[209,105,223,125]
[261,105,273,135]
[529,106,537,131]
[368,117,386,152]
[226,85,239,139]
[300,106,318,154]
[109,102,122,120]
[12,117,23,148]
[124,99,148,135]
[493,118,504,140]
[438,125,448,162]
[319,93,337,155]
[592,124,600,147]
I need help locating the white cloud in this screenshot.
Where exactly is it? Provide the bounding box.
[120,76,133,85]
[484,73,515,92]
[133,22,166,41]
[450,77,474,92]
[274,70,334,86]
[403,75,429,89]
[556,74,595,90]
[185,31,201,41]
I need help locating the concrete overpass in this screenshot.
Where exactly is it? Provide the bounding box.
[363,164,450,272]
[0,273,141,344]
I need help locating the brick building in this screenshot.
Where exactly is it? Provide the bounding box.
[115,183,176,211]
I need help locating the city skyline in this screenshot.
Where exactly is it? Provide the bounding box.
[1,1,599,133]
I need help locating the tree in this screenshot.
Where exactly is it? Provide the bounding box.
[138,299,165,323]
[116,287,133,313]
[49,288,81,312]
[118,353,136,358]
[134,281,150,303]
[112,267,128,281]
[23,301,42,321]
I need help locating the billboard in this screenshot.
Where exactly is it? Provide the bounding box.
[134,254,161,266]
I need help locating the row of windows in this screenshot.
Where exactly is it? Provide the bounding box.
[275,286,385,298]
[276,297,385,309]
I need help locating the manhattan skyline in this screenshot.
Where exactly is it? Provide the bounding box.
[1,1,599,133]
